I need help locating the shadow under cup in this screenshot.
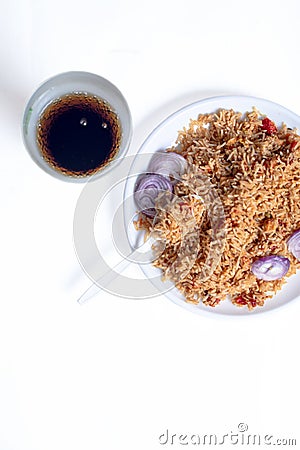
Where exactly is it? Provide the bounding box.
[22,71,132,182]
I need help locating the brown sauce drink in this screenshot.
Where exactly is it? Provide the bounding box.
[37,93,121,176]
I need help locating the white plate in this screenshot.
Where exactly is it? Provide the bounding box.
[124,95,300,316]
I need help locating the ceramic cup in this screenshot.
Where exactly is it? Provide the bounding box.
[22,71,132,182]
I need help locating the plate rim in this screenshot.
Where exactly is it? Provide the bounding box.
[134,94,300,154]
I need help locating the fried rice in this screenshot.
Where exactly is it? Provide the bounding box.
[135,108,300,309]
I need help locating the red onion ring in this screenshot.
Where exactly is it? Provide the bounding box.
[134,173,173,217]
[148,151,187,180]
[251,255,290,281]
[287,229,300,260]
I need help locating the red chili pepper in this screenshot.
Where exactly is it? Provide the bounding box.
[234,294,257,308]
[262,117,277,135]
[290,140,298,150]
[234,295,247,306]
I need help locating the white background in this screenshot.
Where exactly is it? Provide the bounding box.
[1,0,300,449]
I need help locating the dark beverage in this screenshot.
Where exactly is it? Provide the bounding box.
[37,92,121,176]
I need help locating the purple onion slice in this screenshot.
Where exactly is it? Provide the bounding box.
[148,151,187,180]
[287,229,300,260]
[251,255,290,281]
[134,173,173,217]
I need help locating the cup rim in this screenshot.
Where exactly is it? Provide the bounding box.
[22,71,133,183]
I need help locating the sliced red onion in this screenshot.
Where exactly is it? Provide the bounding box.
[134,173,173,217]
[148,151,187,180]
[251,255,290,281]
[287,229,300,260]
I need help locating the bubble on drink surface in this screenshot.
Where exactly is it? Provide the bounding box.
[80,117,88,126]
[102,122,108,129]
